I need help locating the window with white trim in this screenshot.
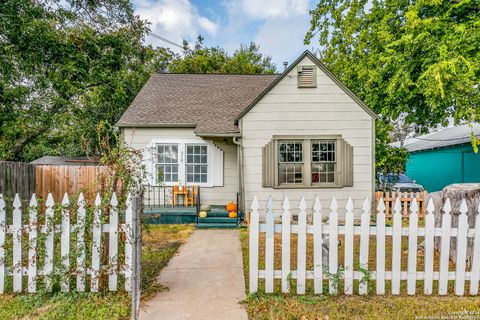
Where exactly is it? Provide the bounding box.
[152,141,223,187]
[157,144,178,183]
[186,145,208,183]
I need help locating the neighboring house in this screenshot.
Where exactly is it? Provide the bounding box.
[402,123,480,192]
[117,51,377,214]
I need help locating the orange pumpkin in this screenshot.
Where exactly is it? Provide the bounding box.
[228,211,237,218]
[226,201,237,212]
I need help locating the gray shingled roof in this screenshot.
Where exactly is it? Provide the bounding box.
[117,73,279,134]
[403,123,480,152]
[30,156,100,166]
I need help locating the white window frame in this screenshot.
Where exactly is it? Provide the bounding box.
[185,144,209,184]
[146,139,217,187]
[156,143,179,184]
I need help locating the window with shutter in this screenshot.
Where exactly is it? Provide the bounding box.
[262,135,353,188]
[297,65,317,88]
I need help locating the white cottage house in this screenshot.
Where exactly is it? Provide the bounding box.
[118,51,377,224]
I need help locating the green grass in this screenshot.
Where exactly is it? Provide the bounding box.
[240,228,480,320]
[0,224,194,320]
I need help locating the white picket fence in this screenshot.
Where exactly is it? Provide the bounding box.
[0,192,134,293]
[249,195,480,296]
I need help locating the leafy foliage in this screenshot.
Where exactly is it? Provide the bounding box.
[169,36,277,74]
[305,0,480,168]
[375,122,410,183]
[0,5,276,162]
[0,0,171,161]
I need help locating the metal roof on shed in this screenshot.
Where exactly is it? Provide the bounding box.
[403,123,480,152]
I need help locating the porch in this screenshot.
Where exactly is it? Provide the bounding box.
[142,185,241,228]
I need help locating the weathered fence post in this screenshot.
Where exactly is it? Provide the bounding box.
[359,197,371,295]
[109,193,119,291]
[391,197,402,295]
[28,194,38,293]
[344,197,354,295]
[248,196,259,293]
[265,196,274,293]
[470,203,480,295]
[297,197,307,294]
[407,198,419,295]
[124,193,133,292]
[131,190,143,320]
[76,193,86,292]
[424,199,435,295]
[0,194,4,294]
[281,196,291,293]
[376,198,386,295]
[439,199,452,295]
[328,197,338,295]
[313,197,323,294]
[91,193,102,292]
[13,194,22,292]
[61,194,70,292]
[455,200,469,296]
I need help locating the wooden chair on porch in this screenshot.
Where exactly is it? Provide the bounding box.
[185,186,198,207]
[172,185,188,207]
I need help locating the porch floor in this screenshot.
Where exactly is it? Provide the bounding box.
[143,205,240,228]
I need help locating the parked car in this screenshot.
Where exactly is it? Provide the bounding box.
[377,173,425,192]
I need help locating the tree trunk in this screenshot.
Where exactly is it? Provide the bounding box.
[428,184,480,266]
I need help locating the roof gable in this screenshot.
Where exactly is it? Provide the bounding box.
[235,50,378,121]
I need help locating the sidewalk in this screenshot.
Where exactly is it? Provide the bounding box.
[140,229,248,320]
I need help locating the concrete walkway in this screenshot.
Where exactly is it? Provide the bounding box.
[140,229,248,320]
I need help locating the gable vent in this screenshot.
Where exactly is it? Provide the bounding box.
[297,65,317,88]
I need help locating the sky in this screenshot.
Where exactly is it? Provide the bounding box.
[133,0,319,69]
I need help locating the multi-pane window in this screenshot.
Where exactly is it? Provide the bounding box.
[263,136,352,188]
[186,145,208,183]
[278,141,303,184]
[157,144,178,183]
[312,141,336,183]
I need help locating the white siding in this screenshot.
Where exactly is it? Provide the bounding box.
[241,56,374,212]
[123,127,238,205]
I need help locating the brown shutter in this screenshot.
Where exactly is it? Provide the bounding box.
[262,141,275,187]
[338,138,354,187]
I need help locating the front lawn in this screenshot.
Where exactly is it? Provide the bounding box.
[240,228,480,320]
[0,224,194,320]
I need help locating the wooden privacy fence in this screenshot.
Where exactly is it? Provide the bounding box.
[249,195,480,296]
[0,192,134,293]
[375,191,427,218]
[0,161,35,201]
[35,165,108,203]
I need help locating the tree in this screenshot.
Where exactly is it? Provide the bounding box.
[169,36,277,74]
[305,0,480,170]
[0,0,173,161]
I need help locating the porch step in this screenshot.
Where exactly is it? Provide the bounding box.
[197,217,238,224]
[196,223,239,229]
[201,211,230,218]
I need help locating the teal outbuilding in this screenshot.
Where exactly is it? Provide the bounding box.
[403,124,480,192]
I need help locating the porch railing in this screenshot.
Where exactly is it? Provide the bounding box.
[143,185,169,209]
[195,188,201,224]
